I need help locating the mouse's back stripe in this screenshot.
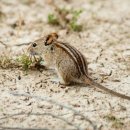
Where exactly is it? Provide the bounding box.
[65,43,88,75]
[55,43,81,75]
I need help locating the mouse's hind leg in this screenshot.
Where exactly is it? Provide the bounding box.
[55,59,80,85]
[56,68,71,85]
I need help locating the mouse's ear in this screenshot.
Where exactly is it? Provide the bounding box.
[51,32,58,40]
[45,33,58,46]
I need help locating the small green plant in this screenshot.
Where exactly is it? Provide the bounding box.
[69,21,82,32]
[69,9,83,32]
[47,8,83,32]
[48,13,59,25]
[17,54,32,71]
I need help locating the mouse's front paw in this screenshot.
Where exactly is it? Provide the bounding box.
[50,78,60,84]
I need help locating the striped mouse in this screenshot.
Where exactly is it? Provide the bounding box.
[28,32,130,100]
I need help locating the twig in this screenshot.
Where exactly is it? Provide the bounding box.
[14,42,31,46]
[95,48,103,63]
[0,127,48,130]
[0,112,81,130]
[0,41,8,48]
[0,40,30,48]
[10,92,97,130]
[0,126,78,130]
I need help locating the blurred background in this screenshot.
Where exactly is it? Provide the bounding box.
[0,0,130,130]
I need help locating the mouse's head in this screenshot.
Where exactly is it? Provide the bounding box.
[28,33,58,56]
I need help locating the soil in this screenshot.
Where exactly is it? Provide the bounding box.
[0,0,130,130]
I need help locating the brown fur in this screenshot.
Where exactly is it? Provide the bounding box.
[28,33,130,100]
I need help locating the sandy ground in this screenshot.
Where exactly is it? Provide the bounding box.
[0,0,130,130]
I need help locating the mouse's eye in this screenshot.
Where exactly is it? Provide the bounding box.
[32,42,37,47]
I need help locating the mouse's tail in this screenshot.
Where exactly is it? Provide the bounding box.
[84,76,130,100]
